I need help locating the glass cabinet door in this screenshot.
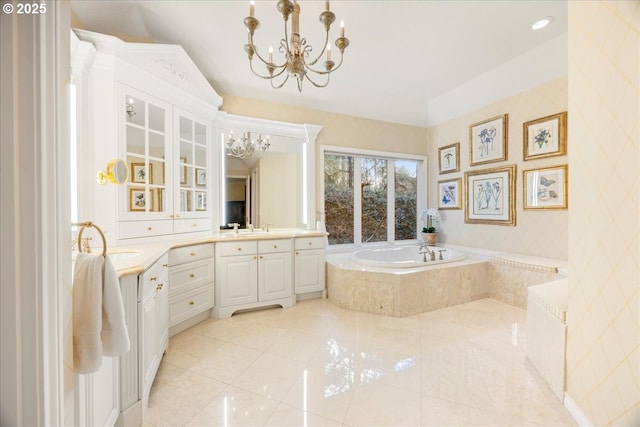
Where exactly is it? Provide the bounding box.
[123,88,170,217]
[177,112,208,217]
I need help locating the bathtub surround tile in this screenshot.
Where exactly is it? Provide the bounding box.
[143,298,576,427]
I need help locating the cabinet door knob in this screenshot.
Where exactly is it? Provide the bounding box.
[189,273,195,278]
[192,223,197,227]
[156,283,163,290]
[296,252,299,255]
[237,247,242,251]
[273,245,277,248]
[190,252,196,256]
[162,263,168,268]
[308,242,312,246]
[189,301,195,306]
[169,214,174,218]
[259,256,263,259]
[253,256,257,260]
[150,276,157,281]
[147,227,153,231]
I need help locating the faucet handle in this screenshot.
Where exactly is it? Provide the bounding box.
[263,223,271,232]
[227,223,240,233]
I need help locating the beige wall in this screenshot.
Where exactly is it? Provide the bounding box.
[426,78,569,260]
[566,1,639,426]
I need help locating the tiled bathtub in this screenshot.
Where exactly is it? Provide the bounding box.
[326,250,489,317]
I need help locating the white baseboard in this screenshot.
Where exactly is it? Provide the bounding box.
[564,393,594,427]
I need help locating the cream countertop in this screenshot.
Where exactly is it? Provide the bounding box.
[106,229,329,278]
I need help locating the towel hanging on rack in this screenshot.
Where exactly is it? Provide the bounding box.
[72,221,129,374]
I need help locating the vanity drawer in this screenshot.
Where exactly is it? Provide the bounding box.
[258,239,292,254]
[216,240,257,257]
[295,237,326,250]
[139,254,169,301]
[169,286,214,327]
[169,243,214,266]
[169,259,214,296]
[118,220,173,240]
[173,218,212,234]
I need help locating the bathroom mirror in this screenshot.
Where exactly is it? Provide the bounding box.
[222,135,305,229]
[217,114,322,230]
[96,158,128,185]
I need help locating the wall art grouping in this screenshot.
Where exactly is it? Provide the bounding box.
[436,111,568,223]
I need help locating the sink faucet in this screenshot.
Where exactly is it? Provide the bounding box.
[228,223,240,234]
[419,243,436,261]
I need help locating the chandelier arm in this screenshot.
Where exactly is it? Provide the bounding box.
[305,30,331,67]
[248,57,287,80]
[304,51,345,75]
[304,71,331,88]
[247,37,289,70]
[270,73,291,89]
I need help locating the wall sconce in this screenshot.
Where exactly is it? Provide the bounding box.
[96,159,128,185]
[126,98,136,120]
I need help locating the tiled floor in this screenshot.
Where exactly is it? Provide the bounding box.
[144,298,577,427]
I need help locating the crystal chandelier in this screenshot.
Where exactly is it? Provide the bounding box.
[226,131,271,159]
[243,0,349,92]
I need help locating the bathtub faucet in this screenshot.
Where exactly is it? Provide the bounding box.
[419,243,436,262]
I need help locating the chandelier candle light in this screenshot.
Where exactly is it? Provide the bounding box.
[226,131,271,159]
[244,0,349,91]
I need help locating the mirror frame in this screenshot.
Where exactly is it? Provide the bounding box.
[214,112,322,230]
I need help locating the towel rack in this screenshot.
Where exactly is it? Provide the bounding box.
[73,221,107,256]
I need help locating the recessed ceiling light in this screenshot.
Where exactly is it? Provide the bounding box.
[532,16,554,30]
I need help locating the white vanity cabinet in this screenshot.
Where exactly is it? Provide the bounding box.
[214,239,294,318]
[138,253,169,401]
[168,243,215,334]
[74,29,222,243]
[294,237,327,295]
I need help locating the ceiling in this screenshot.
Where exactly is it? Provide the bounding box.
[70,1,568,127]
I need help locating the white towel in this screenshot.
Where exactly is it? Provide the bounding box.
[73,253,130,374]
[101,255,130,356]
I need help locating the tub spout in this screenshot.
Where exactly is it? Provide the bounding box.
[419,243,436,261]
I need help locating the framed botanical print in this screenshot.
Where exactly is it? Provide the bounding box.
[131,163,153,184]
[469,114,508,166]
[438,178,462,210]
[438,143,460,174]
[523,164,568,210]
[465,165,516,226]
[523,112,567,160]
[129,187,152,212]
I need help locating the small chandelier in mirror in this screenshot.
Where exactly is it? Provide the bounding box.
[244,0,349,92]
[226,131,270,159]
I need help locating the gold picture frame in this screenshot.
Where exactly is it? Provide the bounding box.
[465,165,516,226]
[129,187,153,212]
[469,114,508,166]
[438,143,460,174]
[523,112,567,160]
[131,162,153,184]
[180,156,187,185]
[523,164,568,210]
[438,178,462,210]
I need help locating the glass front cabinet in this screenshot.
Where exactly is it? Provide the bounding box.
[117,85,213,239]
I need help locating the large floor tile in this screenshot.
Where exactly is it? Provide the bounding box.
[344,382,421,427]
[233,352,306,400]
[145,298,576,427]
[185,385,279,427]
